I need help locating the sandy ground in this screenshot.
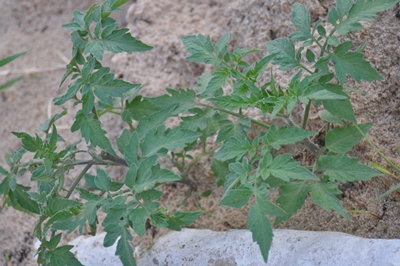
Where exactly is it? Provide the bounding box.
[0,0,399,265]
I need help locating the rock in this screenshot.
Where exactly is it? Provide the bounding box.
[66,229,400,265]
[69,233,122,266]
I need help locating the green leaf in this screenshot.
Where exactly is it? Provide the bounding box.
[134,164,181,193]
[71,110,116,156]
[12,132,43,153]
[117,129,131,155]
[9,185,39,214]
[0,76,23,91]
[259,153,318,181]
[216,117,251,142]
[94,169,112,191]
[263,125,315,150]
[290,3,312,41]
[149,88,196,115]
[0,50,27,67]
[310,181,350,219]
[128,208,147,236]
[54,79,82,106]
[336,0,353,18]
[322,98,356,123]
[48,245,83,266]
[39,109,68,133]
[136,105,177,140]
[85,28,152,60]
[180,34,219,64]
[248,201,273,263]
[116,227,136,266]
[332,42,382,83]
[325,122,372,154]
[141,126,200,157]
[201,71,227,97]
[124,131,139,167]
[220,185,253,208]
[336,0,400,35]
[215,32,230,57]
[166,211,203,231]
[275,181,310,225]
[214,137,252,161]
[267,38,298,70]
[88,67,136,105]
[317,154,382,182]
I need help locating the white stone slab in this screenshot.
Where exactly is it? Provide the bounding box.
[66,229,400,266]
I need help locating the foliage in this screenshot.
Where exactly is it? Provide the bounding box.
[1,0,398,264]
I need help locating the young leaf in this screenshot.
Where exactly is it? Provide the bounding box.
[332,42,382,83]
[259,153,318,181]
[71,110,116,156]
[336,0,400,35]
[85,28,152,60]
[275,181,310,225]
[267,38,298,70]
[180,34,219,64]
[317,154,382,182]
[248,201,273,263]
[263,125,315,150]
[336,0,353,18]
[325,122,372,154]
[310,181,350,219]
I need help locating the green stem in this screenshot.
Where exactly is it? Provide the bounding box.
[66,160,95,199]
[301,101,311,129]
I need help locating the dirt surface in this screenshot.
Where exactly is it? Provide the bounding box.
[0,0,399,265]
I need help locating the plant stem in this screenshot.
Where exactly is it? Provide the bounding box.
[301,101,311,129]
[66,160,95,199]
